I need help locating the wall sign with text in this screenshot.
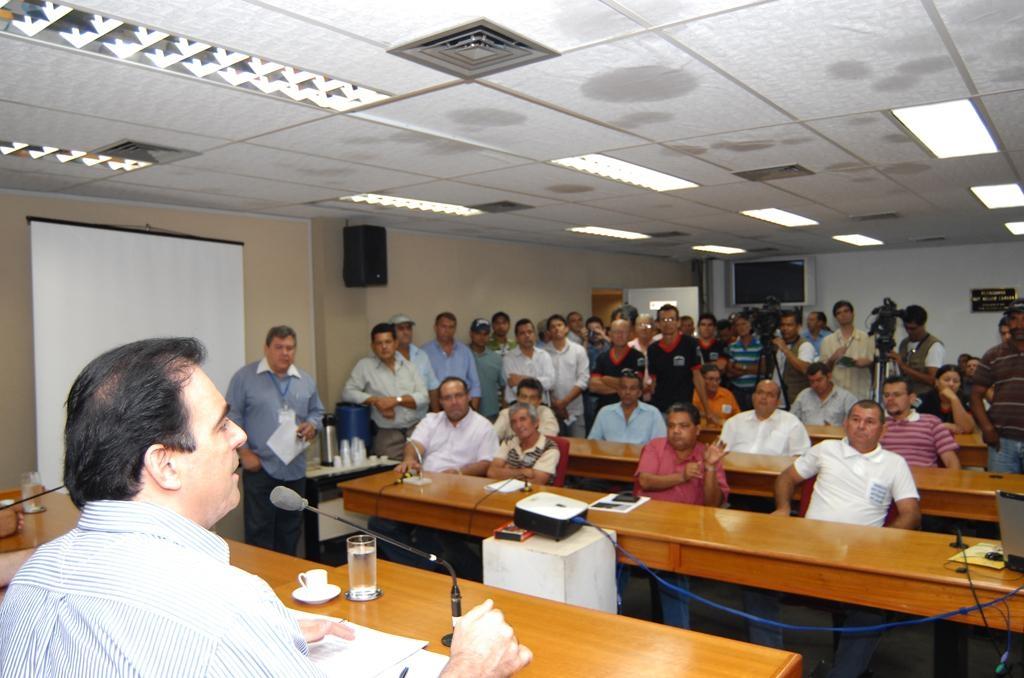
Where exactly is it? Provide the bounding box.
[971,288,1017,312]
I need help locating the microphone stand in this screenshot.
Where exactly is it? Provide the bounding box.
[299,500,461,646]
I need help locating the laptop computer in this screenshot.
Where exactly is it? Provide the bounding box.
[996,490,1024,572]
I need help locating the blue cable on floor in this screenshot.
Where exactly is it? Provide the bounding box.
[572,516,1023,634]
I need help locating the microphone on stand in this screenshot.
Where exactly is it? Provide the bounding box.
[270,485,462,647]
[0,485,65,511]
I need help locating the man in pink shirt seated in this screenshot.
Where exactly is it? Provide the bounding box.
[633,402,728,629]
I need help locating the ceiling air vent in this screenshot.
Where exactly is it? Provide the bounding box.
[851,212,900,222]
[646,231,689,239]
[92,140,197,165]
[389,20,559,78]
[468,200,533,213]
[746,247,779,253]
[909,235,947,243]
[733,164,814,182]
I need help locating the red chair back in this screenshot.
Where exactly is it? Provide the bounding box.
[551,436,571,487]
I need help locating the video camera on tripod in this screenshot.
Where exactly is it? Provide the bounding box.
[742,296,784,344]
[867,297,907,356]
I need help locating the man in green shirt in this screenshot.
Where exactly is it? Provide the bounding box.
[486,311,517,356]
[470,318,507,420]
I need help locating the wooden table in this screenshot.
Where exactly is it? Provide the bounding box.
[566,438,1021,522]
[699,426,988,468]
[0,493,803,676]
[273,560,802,677]
[340,471,1024,631]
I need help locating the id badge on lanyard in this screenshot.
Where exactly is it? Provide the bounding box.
[278,406,295,426]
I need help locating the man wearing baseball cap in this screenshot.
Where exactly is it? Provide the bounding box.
[469,318,506,421]
[390,313,440,413]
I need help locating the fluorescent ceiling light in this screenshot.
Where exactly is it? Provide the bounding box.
[550,154,698,192]
[692,245,746,255]
[0,1,388,113]
[741,208,818,227]
[891,99,997,159]
[340,193,483,216]
[566,226,651,240]
[833,234,884,247]
[0,138,149,172]
[1006,222,1024,236]
[971,184,1024,209]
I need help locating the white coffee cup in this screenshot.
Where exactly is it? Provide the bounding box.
[298,568,328,591]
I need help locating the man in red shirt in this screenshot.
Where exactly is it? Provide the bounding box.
[634,403,728,628]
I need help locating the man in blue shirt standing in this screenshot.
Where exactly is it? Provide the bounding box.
[227,326,324,555]
[421,312,482,411]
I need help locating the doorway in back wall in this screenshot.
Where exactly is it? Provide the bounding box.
[591,288,623,325]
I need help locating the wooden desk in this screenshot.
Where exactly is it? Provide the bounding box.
[340,471,1024,630]
[699,426,987,468]
[0,492,79,553]
[273,560,802,677]
[566,439,1020,522]
[0,495,800,676]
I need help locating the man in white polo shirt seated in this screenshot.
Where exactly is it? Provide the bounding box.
[374,376,499,579]
[720,380,811,456]
[770,400,921,677]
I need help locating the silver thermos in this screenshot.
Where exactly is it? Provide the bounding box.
[321,413,338,466]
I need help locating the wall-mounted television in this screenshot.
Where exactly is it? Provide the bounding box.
[729,257,815,306]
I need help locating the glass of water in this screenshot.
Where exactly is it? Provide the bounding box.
[20,471,45,514]
[345,534,381,601]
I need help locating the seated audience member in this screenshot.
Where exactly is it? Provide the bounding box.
[487,311,517,355]
[956,353,971,376]
[342,323,429,459]
[962,355,981,392]
[635,403,728,630]
[544,314,590,437]
[468,318,505,421]
[890,305,945,397]
[391,313,440,413]
[772,399,920,675]
[789,362,857,427]
[589,370,666,444]
[800,311,832,356]
[502,319,555,405]
[692,364,739,423]
[0,338,529,676]
[726,313,763,411]
[422,312,482,410]
[972,301,1024,473]
[916,365,975,434]
[397,377,498,476]
[589,318,647,411]
[881,376,960,469]
[494,378,559,443]
[487,403,560,485]
[566,311,586,345]
[695,313,728,371]
[772,310,816,406]
[720,380,811,456]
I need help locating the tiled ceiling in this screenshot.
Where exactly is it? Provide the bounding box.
[1,0,1022,260]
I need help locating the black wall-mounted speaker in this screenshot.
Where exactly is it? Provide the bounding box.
[343,225,387,287]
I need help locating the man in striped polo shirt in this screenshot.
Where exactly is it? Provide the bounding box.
[726,313,763,411]
[972,300,1024,473]
[880,376,960,469]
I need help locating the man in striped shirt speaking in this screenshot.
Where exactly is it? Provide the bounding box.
[880,376,960,469]
[0,338,530,677]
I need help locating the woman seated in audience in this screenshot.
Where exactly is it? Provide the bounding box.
[915,364,975,434]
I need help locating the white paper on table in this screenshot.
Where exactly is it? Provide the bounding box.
[374,649,449,678]
[290,609,428,678]
[267,420,308,464]
[484,479,526,493]
[587,493,650,513]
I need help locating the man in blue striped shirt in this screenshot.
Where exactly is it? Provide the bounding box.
[0,338,531,677]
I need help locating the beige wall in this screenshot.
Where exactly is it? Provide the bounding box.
[311,229,693,406]
[0,192,315,540]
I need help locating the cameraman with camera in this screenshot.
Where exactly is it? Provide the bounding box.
[771,310,816,407]
[888,305,944,397]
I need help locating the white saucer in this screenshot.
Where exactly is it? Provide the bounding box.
[291,584,342,604]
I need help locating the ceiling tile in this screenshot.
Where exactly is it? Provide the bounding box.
[669,123,863,172]
[462,163,651,202]
[683,181,817,212]
[352,83,644,161]
[0,170,93,193]
[62,180,281,211]
[108,164,343,203]
[248,115,530,178]
[615,0,766,27]
[485,32,790,140]
[605,143,743,186]
[666,0,970,118]
[580,193,724,223]
[369,179,556,209]
[806,113,932,166]
[982,91,1024,153]
[933,0,1024,93]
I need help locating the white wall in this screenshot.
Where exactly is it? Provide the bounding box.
[709,242,1024,359]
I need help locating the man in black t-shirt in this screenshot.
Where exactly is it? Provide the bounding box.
[696,313,728,370]
[647,304,716,422]
[589,318,646,410]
